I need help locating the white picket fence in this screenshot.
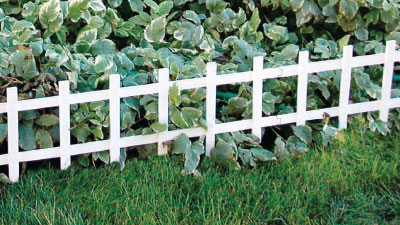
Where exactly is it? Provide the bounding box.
[1,41,400,182]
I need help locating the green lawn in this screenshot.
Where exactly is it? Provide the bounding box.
[1,125,400,224]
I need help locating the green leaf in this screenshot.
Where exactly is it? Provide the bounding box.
[128,0,144,12]
[144,17,167,43]
[210,140,241,170]
[144,0,159,13]
[227,97,248,116]
[39,0,63,33]
[92,39,116,56]
[159,1,173,15]
[98,151,109,164]
[173,133,191,154]
[35,114,59,127]
[0,124,7,144]
[249,8,260,31]
[72,123,91,142]
[171,107,189,128]
[169,83,181,107]
[274,137,290,158]
[339,0,358,20]
[36,129,53,149]
[183,10,201,25]
[89,101,105,111]
[292,125,312,144]
[250,148,277,161]
[19,124,36,151]
[183,141,204,175]
[0,173,12,184]
[150,122,167,133]
[78,155,90,167]
[68,0,91,22]
[91,126,104,139]
[94,55,113,73]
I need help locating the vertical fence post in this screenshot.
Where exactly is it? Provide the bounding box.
[206,62,217,156]
[7,87,19,183]
[252,56,264,140]
[109,74,121,163]
[59,81,71,170]
[379,40,396,122]
[158,68,169,155]
[296,51,309,126]
[338,45,353,129]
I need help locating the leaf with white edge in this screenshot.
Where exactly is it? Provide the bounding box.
[292,125,312,144]
[173,133,191,154]
[171,107,189,128]
[287,136,309,153]
[98,151,109,164]
[94,55,113,73]
[92,39,116,56]
[0,173,12,184]
[19,124,36,151]
[72,123,91,143]
[274,137,290,158]
[210,140,241,170]
[159,1,173,16]
[39,0,63,32]
[227,97,248,116]
[238,148,257,166]
[150,122,167,133]
[250,147,277,161]
[144,17,166,43]
[169,83,181,107]
[128,0,145,13]
[68,0,91,22]
[339,0,358,20]
[182,107,202,127]
[90,0,106,12]
[36,129,53,149]
[144,0,159,13]
[35,114,59,127]
[89,101,105,111]
[183,10,201,25]
[182,141,204,175]
[91,125,104,139]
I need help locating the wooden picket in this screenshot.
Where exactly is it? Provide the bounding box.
[1,41,400,182]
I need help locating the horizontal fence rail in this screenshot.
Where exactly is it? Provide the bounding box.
[1,41,400,182]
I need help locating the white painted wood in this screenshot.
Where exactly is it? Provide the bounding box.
[71,140,110,155]
[206,62,217,156]
[174,77,207,90]
[338,45,353,129]
[214,120,252,134]
[19,147,60,162]
[308,59,341,73]
[18,96,59,111]
[69,90,109,104]
[296,51,309,126]
[351,53,385,68]
[379,40,396,122]
[252,56,264,140]
[0,154,8,166]
[158,68,169,155]
[7,87,19,183]
[119,83,159,98]
[390,98,400,108]
[109,74,121,163]
[216,71,253,85]
[59,81,71,170]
